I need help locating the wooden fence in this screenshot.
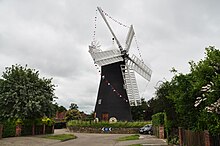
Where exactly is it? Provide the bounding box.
[0,124,54,138]
[179,128,220,146]
[179,128,205,146]
[210,134,220,146]
[16,124,54,136]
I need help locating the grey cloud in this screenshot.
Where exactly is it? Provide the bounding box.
[0,0,220,112]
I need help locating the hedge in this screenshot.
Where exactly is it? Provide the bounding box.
[152,112,165,126]
[67,120,151,128]
[2,120,16,138]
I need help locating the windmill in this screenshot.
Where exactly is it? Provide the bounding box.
[89,7,152,121]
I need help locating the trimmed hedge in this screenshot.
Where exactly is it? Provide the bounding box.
[152,112,165,126]
[68,126,139,134]
[67,120,151,128]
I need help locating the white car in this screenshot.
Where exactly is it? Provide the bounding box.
[139,124,153,134]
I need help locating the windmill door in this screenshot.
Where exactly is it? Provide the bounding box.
[102,113,109,121]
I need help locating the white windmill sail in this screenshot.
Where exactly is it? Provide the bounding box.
[127,55,152,81]
[89,47,123,66]
[121,64,141,106]
[97,7,123,51]
[125,25,135,53]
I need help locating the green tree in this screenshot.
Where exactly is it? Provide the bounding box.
[131,98,147,121]
[152,46,220,135]
[52,103,67,113]
[0,64,56,121]
[191,46,220,113]
[154,81,177,125]
[58,105,67,112]
[69,103,78,110]
[190,46,220,134]
[65,109,82,121]
[168,73,198,129]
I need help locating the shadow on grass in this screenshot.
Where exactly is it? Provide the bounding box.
[42,134,77,142]
[117,134,140,141]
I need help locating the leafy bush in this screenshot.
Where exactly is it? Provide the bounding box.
[2,120,16,138]
[42,117,55,126]
[67,120,151,128]
[65,109,82,121]
[15,118,23,125]
[152,112,165,126]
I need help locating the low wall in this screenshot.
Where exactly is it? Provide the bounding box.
[68,126,139,134]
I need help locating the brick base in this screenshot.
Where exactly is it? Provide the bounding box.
[15,125,22,136]
[159,126,164,139]
[204,130,211,146]
[178,127,183,146]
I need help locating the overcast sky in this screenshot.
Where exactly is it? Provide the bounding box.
[0,0,220,113]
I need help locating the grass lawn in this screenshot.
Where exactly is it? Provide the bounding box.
[117,134,140,141]
[129,144,142,146]
[42,134,77,141]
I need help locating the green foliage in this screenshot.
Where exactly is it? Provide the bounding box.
[131,98,147,121]
[152,46,220,135]
[168,135,179,145]
[67,120,150,128]
[58,106,67,112]
[143,81,177,123]
[14,117,54,126]
[42,117,55,126]
[15,118,23,125]
[152,112,165,126]
[196,110,220,135]
[43,134,76,141]
[69,103,78,110]
[65,109,82,121]
[2,120,16,138]
[117,134,139,141]
[0,64,56,121]
[22,119,37,126]
[168,73,198,129]
[1,117,55,138]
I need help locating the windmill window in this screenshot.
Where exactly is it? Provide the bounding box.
[98,99,102,104]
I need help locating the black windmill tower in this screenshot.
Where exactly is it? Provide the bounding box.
[89,7,152,121]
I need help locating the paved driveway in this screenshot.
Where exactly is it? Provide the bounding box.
[0,129,168,146]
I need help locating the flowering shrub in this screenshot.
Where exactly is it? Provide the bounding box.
[42,117,55,126]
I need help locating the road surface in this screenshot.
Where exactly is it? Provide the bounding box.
[0,129,168,146]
